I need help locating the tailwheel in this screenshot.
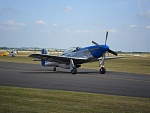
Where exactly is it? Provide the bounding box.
[71,67,77,74]
[53,67,56,71]
[100,66,106,74]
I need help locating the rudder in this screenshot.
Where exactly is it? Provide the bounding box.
[41,49,48,66]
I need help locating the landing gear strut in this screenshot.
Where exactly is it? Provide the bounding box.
[70,59,77,74]
[100,66,106,74]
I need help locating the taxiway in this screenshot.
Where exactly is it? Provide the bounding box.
[0,61,150,97]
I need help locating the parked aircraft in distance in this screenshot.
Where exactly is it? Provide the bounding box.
[0,50,18,57]
[29,31,121,74]
[0,51,9,56]
[9,50,18,57]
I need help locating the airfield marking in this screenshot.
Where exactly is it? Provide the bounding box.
[0,64,150,83]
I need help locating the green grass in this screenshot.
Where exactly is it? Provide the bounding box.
[0,55,38,64]
[82,57,150,74]
[0,86,150,113]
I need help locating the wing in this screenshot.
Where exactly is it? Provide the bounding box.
[98,56,124,60]
[28,54,90,64]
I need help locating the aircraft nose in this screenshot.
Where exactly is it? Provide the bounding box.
[103,45,117,56]
[103,45,109,51]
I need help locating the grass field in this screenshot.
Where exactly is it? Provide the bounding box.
[82,57,150,75]
[0,53,150,113]
[0,86,150,113]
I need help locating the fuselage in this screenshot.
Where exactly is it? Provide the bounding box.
[41,45,110,68]
[61,45,109,59]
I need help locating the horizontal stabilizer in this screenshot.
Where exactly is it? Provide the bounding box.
[33,59,41,61]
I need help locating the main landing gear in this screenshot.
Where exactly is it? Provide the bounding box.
[53,67,56,71]
[70,59,77,74]
[100,66,106,74]
[71,67,77,74]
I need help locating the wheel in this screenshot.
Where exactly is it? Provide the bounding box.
[53,67,56,71]
[71,67,77,74]
[100,67,106,74]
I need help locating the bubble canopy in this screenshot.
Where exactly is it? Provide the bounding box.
[62,47,81,55]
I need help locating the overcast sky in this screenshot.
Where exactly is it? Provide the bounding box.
[0,0,150,52]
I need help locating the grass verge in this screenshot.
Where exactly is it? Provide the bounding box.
[82,57,150,74]
[0,86,150,113]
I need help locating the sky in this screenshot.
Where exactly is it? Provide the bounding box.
[0,0,150,52]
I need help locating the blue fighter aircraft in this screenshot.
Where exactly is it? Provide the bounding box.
[29,31,119,74]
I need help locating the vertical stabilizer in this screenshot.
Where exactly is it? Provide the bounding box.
[41,49,48,66]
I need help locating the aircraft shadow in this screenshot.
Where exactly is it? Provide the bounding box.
[21,69,100,75]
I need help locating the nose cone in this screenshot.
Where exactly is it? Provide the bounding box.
[102,45,109,52]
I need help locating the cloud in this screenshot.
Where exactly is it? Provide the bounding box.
[5,20,25,26]
[5,27,17,31]
[146,26,150,29]
[75,30,92,34]
[35,20,47,26]
[63,28,71,33]
[130,25,139,28]
[40,30,50,33]
[109,29,117,33]
[129,25,139,30]
[5,20,15,26]
[64,6,72,13]
[2,20,25,31]
[53,24,59,26]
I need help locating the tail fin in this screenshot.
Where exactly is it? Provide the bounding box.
[41,49,48,66]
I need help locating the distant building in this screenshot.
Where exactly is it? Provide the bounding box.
[134,54,141,57]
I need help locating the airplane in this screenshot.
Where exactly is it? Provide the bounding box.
[0,50,18,57]
[9,50,18,57]
[0,51,9,56]
[29,31,121,74]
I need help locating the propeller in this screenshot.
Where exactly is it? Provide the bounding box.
[105,31,108,45]
[92,31,117,56]
[105,31,117,56]
[108,49,117,56]
[92,31,118,71]
[92,41,100,46]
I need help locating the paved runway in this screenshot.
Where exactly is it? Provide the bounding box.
[0,61,150,98]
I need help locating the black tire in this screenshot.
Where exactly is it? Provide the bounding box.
[53,67,56,71]
[100,67,106,74]
[71,67,77,74]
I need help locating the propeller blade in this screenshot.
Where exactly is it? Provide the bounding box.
[92,41,100,46]
[105,31,108,45]
[108,49,117,56]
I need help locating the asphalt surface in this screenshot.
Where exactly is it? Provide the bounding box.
[0,61,150,98]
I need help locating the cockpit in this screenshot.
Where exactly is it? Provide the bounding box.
[61,47,81,56]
